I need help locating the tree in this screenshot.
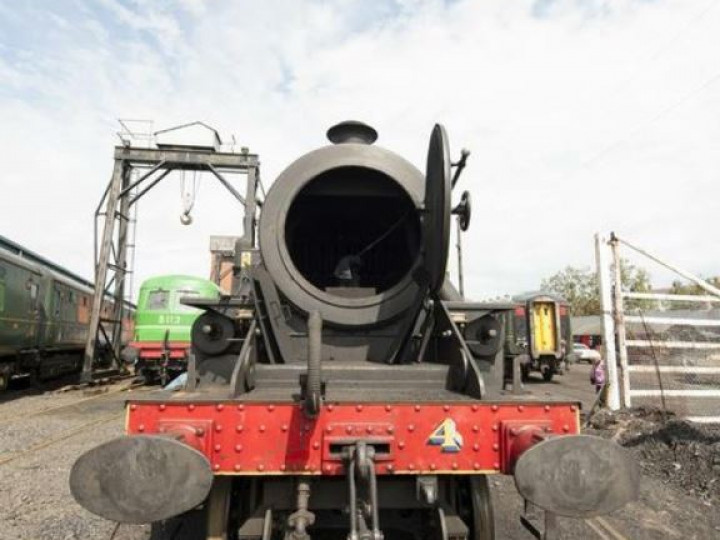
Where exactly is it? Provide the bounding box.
[540,260,652,316]
[540,266,600,316]
[669,277,720,295]
[619,262,653,311]
[667,277,720,309]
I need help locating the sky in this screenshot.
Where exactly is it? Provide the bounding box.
[0,0,718,301]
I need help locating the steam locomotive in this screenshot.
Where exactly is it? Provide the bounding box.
[70,122,637,540]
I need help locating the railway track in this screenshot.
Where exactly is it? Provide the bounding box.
[0,411,123,467]
[0,380,150,467]
[0,378,144,426]
[586,516,630,540]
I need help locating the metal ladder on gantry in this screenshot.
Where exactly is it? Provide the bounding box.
[81,123,260,382]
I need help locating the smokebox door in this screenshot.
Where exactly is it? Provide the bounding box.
[424,124,452,293]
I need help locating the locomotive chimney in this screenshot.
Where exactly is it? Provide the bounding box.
[326,120,378,145]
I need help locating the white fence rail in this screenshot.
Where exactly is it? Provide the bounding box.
[627,365,720,373]
[625,340,720,350]
[622,292,720,303]
[623,316,720,327]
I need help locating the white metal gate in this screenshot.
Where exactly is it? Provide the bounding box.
[595,233,720,422]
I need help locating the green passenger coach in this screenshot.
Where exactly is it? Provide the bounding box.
[0,234,134,392]
[128,274,221,384]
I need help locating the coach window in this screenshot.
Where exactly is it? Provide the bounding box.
[55,289,62,317]
[147,290,170,310]
[0,282,4,313]
[28,281,38,301]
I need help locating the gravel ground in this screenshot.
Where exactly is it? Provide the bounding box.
[588,407,720,504]
[0,368,718,539]
[494,364,720,539]
[0,382,150,540]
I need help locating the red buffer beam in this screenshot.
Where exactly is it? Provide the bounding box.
[126,401,581,476]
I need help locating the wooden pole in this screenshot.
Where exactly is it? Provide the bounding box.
[456,216,465,298]
[610,237,631,408]
[595,233,620,410]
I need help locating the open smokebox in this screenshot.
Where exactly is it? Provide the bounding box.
[285,166,421,298]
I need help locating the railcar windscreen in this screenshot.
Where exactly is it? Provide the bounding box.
[146,289,170,310]
[176,289,201,312]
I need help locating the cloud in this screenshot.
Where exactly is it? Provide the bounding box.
[0,0,718,299]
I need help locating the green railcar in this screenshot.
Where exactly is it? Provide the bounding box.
[129,274,221,384]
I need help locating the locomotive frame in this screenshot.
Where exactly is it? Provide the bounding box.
[71,121,638,540]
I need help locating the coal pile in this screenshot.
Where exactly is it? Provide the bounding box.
[587,407,720,504]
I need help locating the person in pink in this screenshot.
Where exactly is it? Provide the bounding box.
[590,357,605,393]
